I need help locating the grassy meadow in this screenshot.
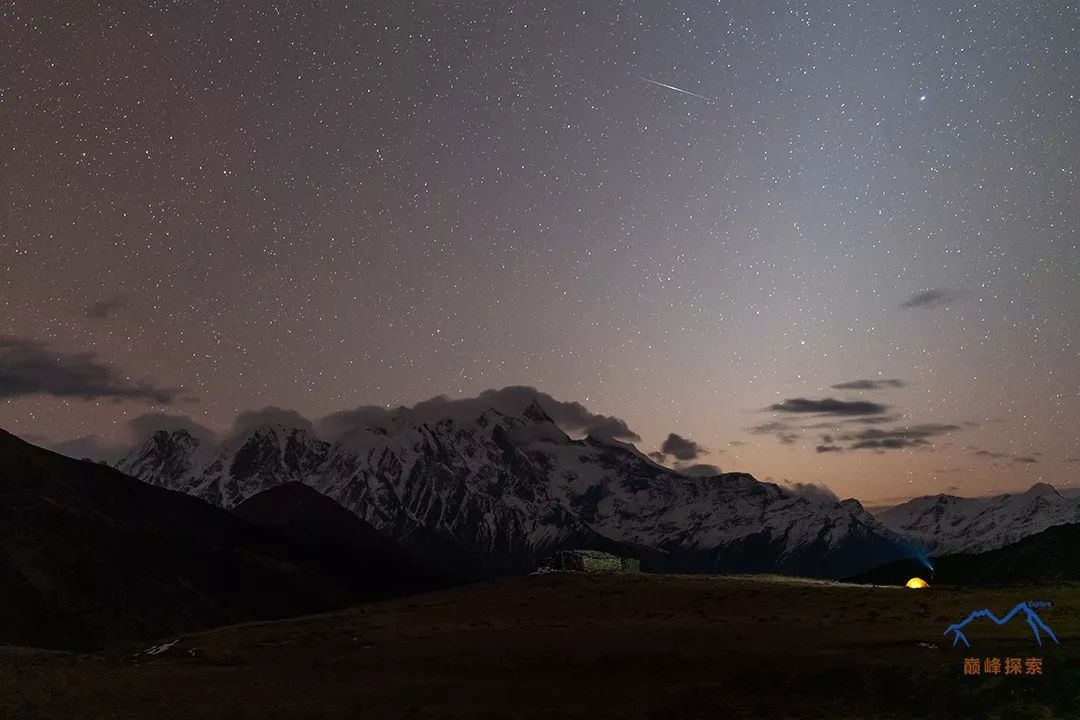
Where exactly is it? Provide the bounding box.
[2,573,1079,719]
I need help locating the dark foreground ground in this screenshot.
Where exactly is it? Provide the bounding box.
[2,573,1078,720]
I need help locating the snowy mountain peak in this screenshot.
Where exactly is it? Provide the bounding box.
[148,428,197,450]
[117,405,913,578]
[878,483,1079,555]
[117,429,201,491]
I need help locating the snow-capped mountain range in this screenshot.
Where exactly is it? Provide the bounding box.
[876,482,1080,556]
[116,400,914,579]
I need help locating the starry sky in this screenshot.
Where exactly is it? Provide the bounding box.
[2,0,1078,505]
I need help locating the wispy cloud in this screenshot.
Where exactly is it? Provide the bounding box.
[85,294,133,319]
[972,448,1041,464]
[745,420,800,445]
[899,288,965,309]
[320,386,640,442]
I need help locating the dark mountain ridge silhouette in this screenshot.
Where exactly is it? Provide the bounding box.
[0,429,434,650]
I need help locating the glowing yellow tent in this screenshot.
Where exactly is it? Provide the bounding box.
[906,577,929,589]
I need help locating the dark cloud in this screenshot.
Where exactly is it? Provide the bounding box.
[1067,457,1080,463]
[659,433,706,461]
[319,386,640,442]
[1013,456,1038,464]
[46,388,640,462]
[783,481,839,505]
[49,412,219,463]
[768,397,889,416]
[230,406,316,439]
[750,393,964,453]
[676,463,722,477]
[728,440,748,447]
[830,379,906,390]
[85,295,132,319]
[801,415,903,430]
[899,288,965,309]
[0,335,175,404]
[839,424,960,451]
[47,434,128,463]
[128,412,217,446]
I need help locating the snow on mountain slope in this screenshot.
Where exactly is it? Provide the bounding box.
[117,400,913,578]
[120,425,330,508]
[876,483,1080,555]
[119,429,202,490]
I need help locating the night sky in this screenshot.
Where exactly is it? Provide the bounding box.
[3,1,1078,504]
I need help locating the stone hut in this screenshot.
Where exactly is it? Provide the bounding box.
[545,549,639,574]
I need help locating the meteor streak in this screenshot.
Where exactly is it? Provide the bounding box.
[638,76,711,101]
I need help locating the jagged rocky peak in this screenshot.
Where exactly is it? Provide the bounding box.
[471,407,510,429]
[117,428,203,489]
[228,424,329,472]
[149,428,198,450]
[522,398,555,423]
[121,429,198,464]
[240,423,312,444]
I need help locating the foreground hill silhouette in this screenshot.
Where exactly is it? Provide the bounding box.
[233,481,440,590]
[0,430,435,650]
